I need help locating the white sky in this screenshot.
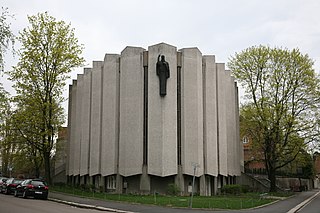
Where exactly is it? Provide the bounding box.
[2,0,320,117]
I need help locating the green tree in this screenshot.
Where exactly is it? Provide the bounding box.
[10,100,46,178]
[7,12,84,183]
[0,7,15,73]
[229,46,320,192]
[0,85,12,176]
[0,7,15,176]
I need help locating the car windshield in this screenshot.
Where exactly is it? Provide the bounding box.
[31,181,46,186]
[13,179,23,184]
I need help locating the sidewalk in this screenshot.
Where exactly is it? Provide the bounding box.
[48,190,320,213]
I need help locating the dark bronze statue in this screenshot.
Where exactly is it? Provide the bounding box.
[156,55,170,97]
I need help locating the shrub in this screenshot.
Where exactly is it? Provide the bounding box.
[167,183,180,196]
[221,184,248,195]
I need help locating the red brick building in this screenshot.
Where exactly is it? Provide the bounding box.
[242,136,265,174]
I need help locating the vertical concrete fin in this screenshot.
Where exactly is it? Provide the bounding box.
[148,43,178,177]
[119,46,145,177]
[101,54,120,176]
[180,47,204,177]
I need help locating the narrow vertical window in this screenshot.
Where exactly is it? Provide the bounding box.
[177,52,182,165]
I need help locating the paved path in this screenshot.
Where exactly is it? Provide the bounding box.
[48,190,320,213]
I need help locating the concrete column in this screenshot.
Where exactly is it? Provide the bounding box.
[88,176,93,185]
[235,82,243,174]
[148,43,178,177]
[213,176,218,195]
[119,47,144,177]
[116,174,123,194]
[80,176,85,185]
[180,47,204,177]
[200,175,206,196]
[101,54,120,176]
[68,80,77,176]
[217,63,228,176]
[89,61,103,176]
[80,68,91,176]
[225,72,235,176]
[66,84,72,176]
[74,74,83,176]
[175,165,185,195]
[202,56,218,177]
[139,165,150,193]
[96,175,101,189]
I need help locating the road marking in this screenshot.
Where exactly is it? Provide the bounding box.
[287,190,320,213]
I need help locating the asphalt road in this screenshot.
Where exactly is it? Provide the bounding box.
[0,193,111,213]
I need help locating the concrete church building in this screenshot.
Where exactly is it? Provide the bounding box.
[67,43,243,196]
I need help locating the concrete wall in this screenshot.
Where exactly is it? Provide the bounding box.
[101,54,120,176]
[148,43,177,177]
[119,47,144,177]
[180,48,204,177]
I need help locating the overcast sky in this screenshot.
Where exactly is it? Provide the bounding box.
[2,0,320,111]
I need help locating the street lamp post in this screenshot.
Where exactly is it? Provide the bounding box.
[189,162,199,208]
[9,167,13,178]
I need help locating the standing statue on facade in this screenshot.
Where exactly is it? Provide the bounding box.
[156,55,170,97]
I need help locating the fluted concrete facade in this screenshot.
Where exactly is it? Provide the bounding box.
[67,43,242,195]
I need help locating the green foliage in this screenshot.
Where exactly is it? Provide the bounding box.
[167,183,180,195]
[0,7,15,73]
[229,45,320,191]
[0,84,9,125]
[6,12,84,183]
[51,184,276,210]
[221,185,250,195]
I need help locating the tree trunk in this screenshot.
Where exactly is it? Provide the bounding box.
[268,167,277,192]
[35,166,40,178]
[44,151,51,184]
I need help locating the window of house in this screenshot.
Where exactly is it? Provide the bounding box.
[107,176,116,189]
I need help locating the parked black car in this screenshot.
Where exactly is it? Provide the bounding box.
[0,177,8,191]
[14,179,48,199]
[1,178,24,195]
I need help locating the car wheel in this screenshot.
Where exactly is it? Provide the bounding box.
[4,189,8,195]
[22,191,27,199]
[14,190,18,197]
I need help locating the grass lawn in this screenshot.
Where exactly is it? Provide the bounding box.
[50,185,288,210]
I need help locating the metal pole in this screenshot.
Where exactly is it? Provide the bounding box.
[190,165,196,208]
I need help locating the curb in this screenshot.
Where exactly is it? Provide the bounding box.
[49,198,136,213]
